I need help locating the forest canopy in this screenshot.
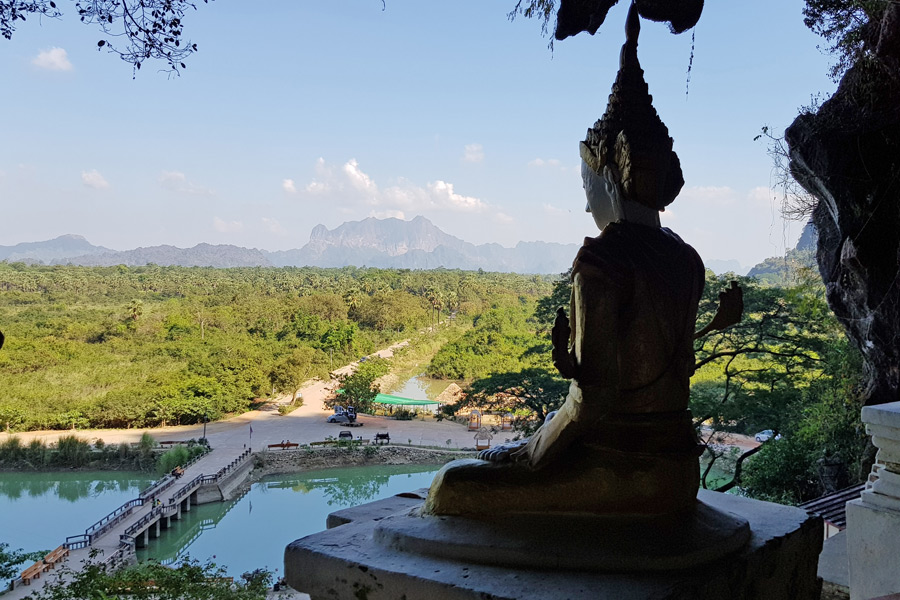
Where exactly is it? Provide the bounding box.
[0,263,550,431]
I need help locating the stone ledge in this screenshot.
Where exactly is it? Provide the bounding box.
[285,489,822,600]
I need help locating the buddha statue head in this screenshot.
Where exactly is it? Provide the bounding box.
[580,2,684,230]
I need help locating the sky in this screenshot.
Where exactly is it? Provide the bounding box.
[0,0,836,270]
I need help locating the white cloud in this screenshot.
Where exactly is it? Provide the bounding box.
[159,170,214,196]
[542,203,568,215]
[748,186,775,207]
[81,169,109,189]
[680,185,736,205]
[343,158,378,195]
[463,143,484,163]
[213,217,243,233]
[495,212,514,224]
[306,181,330,194]
[282,178,297,194]
[302,158,492,216]
[426,180,485,212]
[261,217,286,234]
[32,47,73,71]
[529,158,562,168]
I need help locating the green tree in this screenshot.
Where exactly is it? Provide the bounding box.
[269,346,330,400]
[449,368,569,435]
[336,357,390,414]
[532,269,571,332]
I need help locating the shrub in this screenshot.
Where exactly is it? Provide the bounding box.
[157,446,190,475]
[26,439,50,467]
[394,408,414,421]
[0,436,23,463]
[54,435,92,467]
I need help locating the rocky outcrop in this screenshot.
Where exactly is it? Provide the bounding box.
[786,4,900,406]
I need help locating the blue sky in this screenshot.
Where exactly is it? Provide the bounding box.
[0,0,834,269]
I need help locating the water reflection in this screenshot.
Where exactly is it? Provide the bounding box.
[267,464,437,506]
[0,473,151,502]
[136,464,441,577]
[0,471,153,557]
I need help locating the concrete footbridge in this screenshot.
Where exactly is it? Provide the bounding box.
[5,447,255,599]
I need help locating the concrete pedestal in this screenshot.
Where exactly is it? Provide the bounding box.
[284,489,822,600]
[847,401,900,600]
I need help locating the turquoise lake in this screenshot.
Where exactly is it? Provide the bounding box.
[0,465,441,580]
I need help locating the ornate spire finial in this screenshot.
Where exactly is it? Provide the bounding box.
[579,1,684,212]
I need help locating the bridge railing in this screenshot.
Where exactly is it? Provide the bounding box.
[78,498,144,545]
[124,506,163,537]
[139,474,175,502]
[64,534,90,550]
[140,445,211,501]
[170,474,205,504]
[103,535,136,569]
[214,448,252,480]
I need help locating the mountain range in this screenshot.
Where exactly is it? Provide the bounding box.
[0,216,814,276]
[0,217,581,274]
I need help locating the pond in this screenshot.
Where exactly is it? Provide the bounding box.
[134,464,441,577]
[0,471,156,555]
[386,372,448,402]
[0,465,441,580]
[0,470,156,587]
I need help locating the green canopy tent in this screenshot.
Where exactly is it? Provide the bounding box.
[373,394,440,406]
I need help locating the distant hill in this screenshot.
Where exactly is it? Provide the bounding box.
[266,217,580,273]
[60,244,272,268]
[3,218,824,277]
[746,222,818,285]
[0,234,111,264]
[704,259,748,276]
[4,217,580,274]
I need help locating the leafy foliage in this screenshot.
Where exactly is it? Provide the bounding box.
[335,357,390,414]
[456,368,569,435]
[0,264,550,431]
[803,0,887,79]
[428,302,549,380]
[0,542,44,580]
[0,0,211,75]
[29,556,270,600]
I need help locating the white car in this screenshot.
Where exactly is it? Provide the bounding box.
[754,429,782,442]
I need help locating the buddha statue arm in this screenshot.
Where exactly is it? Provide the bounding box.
[514,270,619,470]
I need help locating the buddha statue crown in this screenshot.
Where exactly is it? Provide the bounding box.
[579,2,684,212]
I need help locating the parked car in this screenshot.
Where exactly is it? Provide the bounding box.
[754,429,782,442]
[326,405,357,424]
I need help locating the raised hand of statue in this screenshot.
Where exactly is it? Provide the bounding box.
[695,281,744,339]
[552,307,578,379]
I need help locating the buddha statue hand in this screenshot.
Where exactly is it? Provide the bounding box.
[478,438,529,463]
[710,281,743,330]
[552,307,578,379]
[695,281,744,340]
